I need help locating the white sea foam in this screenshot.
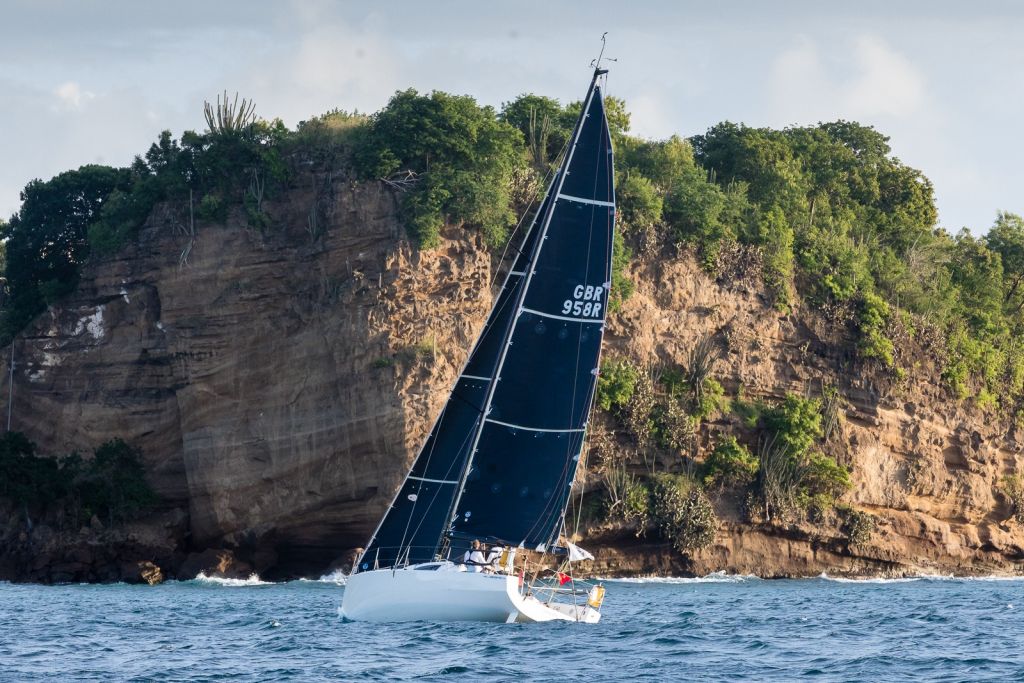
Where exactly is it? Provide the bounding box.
[601,571,759,584]
[598,571,1024,584]
[819,573,922,584]
[192,572,274,586]
[296,569,348,584]
[819,572,1024,583]
[316,569,348,584]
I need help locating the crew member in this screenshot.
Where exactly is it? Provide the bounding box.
[462,540,486,572]
[484,544,503,573]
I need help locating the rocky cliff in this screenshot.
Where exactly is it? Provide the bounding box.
[2,176,1023,582]
[585,247,1024,577]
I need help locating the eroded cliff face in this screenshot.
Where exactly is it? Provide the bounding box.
[585,249,1024,577]
[0,175,492,579]
[3,177,1023,581]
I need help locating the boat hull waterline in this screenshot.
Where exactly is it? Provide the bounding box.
[341,565,601,623]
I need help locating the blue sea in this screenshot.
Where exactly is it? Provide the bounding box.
[1,572,1021,682]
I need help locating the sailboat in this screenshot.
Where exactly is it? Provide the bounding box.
[341,65,616,623]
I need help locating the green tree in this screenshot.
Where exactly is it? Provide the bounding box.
[618,174,663,232]
[986,212,1024,322]
[0,431,61,528]
[76,438,157,525]
[1,165,130,342]
[354,89,523,248]
[750,206,794,305]
[663,165,728,245]
[950,230,1005,335]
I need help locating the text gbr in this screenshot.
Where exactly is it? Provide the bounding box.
[562,284,603,318]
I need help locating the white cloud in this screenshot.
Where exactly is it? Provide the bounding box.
[844,36,925,118]
[768,34,927,124]
[627,92,675,140]
[53,81,95,110]
[227,8,402,125]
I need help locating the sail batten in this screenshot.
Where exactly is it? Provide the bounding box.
[484,418,587,433]
[520,306,606,324]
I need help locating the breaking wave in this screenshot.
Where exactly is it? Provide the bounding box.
[296,569,348,584]
[191,572,275,586]
[316,569,348,584]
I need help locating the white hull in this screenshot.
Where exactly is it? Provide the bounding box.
[340,564,601,624]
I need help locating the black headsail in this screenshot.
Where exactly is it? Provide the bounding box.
[448,71,615,552]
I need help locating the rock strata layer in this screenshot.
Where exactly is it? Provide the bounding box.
[2,177,1023,581]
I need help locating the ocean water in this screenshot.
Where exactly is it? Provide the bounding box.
[1,572,1022,682]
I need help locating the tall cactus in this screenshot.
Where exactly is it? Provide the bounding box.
[203,91,257,136]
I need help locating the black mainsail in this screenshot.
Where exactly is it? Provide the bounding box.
[357,70,614,571]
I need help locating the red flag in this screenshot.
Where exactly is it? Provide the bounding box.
[557,572,572,585]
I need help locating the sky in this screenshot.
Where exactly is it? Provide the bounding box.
[1,0,1022,234]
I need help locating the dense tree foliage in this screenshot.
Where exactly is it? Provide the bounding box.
[354,89,524,248]
[1,86,1022,413]
[1,166,131,339]
[0,433,156,528]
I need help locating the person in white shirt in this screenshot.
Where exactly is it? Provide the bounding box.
[462,540,487,572]
[483,544,503,573]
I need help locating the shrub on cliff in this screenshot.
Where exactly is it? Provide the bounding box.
[610,232,635,312]
[801,452,853,500]
[622,479,651,532]
[754,393,852,520]
[703,437,759,489]
[999,475,1024,524]
[839,506,876,547]
[602,466,652,533]
[597,358,639,412]
[649,474,717,554]
[857,291,895,367]
[763,394,822,456]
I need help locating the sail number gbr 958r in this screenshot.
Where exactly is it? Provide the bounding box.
[561,284,604,319]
